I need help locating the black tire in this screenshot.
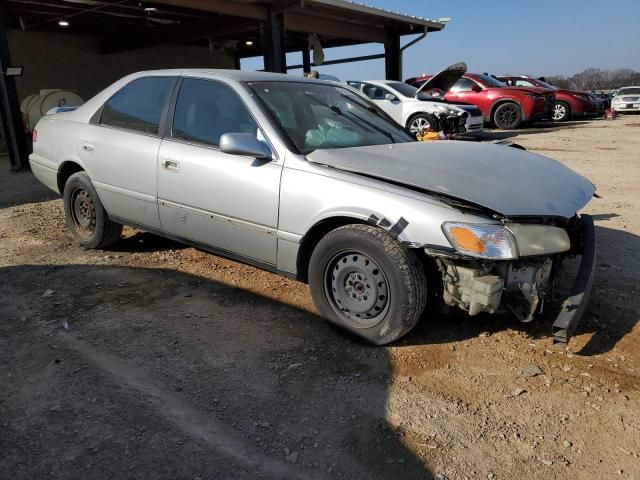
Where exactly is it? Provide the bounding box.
[308,224,427,345]
[62,171,122,249]
[552,100,571,122]
[492,102,522,129]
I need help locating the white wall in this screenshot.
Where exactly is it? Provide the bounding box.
[8,30,235,102]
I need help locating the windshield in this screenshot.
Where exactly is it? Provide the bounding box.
[534,79,557,90]
[248,81,414,155]
[386,82,418,97]
[618,87,640,95]
[474,74,507,88]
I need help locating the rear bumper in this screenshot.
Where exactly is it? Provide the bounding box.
[551,215,596,344]
[29,155,60,194]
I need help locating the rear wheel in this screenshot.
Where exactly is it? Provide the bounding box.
[552,101,571,122]
[493,102,522,129]
[308,224,427,345]
[63,171,122,249]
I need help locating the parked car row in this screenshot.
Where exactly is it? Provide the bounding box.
[406,66,555,130]
[495,75,599,121]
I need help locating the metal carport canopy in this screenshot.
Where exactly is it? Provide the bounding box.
[155,0,446,75]
[0,0,446,170]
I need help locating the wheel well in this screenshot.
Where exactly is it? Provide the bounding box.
[57,161,84,194]
[296,216,368,283]
[557,99,571,113]
[490,100,523,122]
[405,111,428,128]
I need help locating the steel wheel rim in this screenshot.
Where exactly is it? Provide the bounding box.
[324,250,389,328]
[497,106,518,127]
[553,104,566,120]
[409,117,430,134]
[70,187,96,238]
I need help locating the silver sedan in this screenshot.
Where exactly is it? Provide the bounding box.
[612,86,640,112]
[30,70,597,345]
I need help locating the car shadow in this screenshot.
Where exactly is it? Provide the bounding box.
[478,119,597,141]
[0,263,435,480]
[109,230,187,253]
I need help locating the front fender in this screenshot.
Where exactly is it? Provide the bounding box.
[279,162,495,252]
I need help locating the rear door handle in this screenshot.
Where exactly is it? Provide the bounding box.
[82,142,94,152]
[162,159,180,171]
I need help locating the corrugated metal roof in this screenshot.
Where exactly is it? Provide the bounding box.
[309,0,446,30]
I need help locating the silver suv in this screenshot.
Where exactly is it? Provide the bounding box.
[30,70,597,345]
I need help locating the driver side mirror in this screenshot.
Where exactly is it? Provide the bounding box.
[470,84,482,92]
[384,93,398,101]
[220,133,272,160]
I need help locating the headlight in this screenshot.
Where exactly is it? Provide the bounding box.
[442,222,518,259]
[613,97,622,103]
[436,105,457,115]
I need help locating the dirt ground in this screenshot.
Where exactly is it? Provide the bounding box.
[1,116,639,480]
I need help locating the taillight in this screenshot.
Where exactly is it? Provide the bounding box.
[32,129,38,142]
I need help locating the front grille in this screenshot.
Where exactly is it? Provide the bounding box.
[461,106,483,117]
[621,96,639,102]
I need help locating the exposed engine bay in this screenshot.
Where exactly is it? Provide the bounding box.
[437,257,555,322]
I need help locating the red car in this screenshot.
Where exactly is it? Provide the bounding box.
[406,71,555,130]
[496,75,594,122]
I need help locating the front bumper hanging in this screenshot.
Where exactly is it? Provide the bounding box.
[552,215,596,344]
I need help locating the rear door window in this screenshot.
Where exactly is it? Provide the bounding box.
[100,77,175,135]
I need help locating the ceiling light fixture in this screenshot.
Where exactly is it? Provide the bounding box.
[144,6,158,12]
[58,20,70,27]
[245,40,254,46]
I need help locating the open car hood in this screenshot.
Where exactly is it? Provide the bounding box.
[415,62,467,97]
[306,141,596,219]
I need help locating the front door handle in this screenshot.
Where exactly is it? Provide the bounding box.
[162,159,180,171]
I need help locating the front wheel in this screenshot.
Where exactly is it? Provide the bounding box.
[407,114,431,136]
[552,101,571,122]
[493,102,522,129]
[63,171,122,249]
[308,224,427,345]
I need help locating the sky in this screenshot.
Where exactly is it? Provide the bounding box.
[242,0,640,81]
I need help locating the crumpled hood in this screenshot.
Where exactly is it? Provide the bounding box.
[306,141,596,218]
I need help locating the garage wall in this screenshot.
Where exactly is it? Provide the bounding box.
[8,30,235,102]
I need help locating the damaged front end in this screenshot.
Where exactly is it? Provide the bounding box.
[431,215,596,344]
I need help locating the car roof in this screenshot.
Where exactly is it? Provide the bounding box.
[134,68,336,84]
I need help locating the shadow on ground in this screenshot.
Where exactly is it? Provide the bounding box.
[0,264,435,480]
[479,119,596,141]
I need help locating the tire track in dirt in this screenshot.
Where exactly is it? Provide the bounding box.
[59,333,327,480]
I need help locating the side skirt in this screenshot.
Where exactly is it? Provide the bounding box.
[109,216,300,281]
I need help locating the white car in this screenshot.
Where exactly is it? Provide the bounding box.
[612,86,640,113]
[347,65,484,136]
